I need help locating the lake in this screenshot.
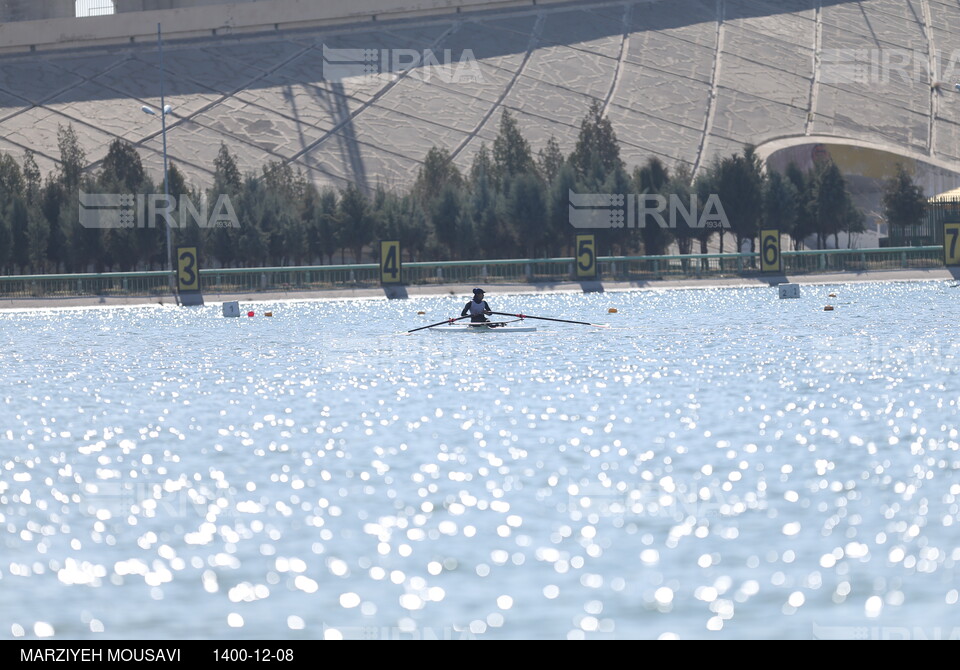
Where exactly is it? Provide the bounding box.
[2,280,959,640]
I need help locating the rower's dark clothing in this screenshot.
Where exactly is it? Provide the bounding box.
[461,298,491,322]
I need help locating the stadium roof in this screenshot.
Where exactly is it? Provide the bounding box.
[1,0,958,198]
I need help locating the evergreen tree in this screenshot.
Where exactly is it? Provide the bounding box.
[713,148,763,254]
[843,198,867,248]
[57,124,86,190]
[301,181,322,265]
[55,126,99,271]
[762,171,798,240]
[375,187,401,244]
[58,187,83,272]
[237,175,268,267]
[298,176,320,261]
[22,150,41,205]
[376,188,429,262]
[259,161,303,265]
[742,145,765,252]
[0,201,11,273]
[569,100,623,183]
[469,143,494,187]
[466,143,508,258]
[25,202,49,273]
[413,146,462,206]
[100,139,146,193]
[812,160,847,249]
[597,164,632,255]
[666,163,696,256]
[633,157,672,256]
[19,150,47,273]
[467,163,506,259]
[213,143,242,195]
[545,162,578,257]
[41,175,66,271]
[98,139,148,270]
[693,166,718,262]
[403,196,430,262]
[537,135,566,184]
[338,182,375,263]
[503,172,546,258]
[312,186,339,264]
[784,162,815,249]
[492,109,535,191]
[3,110,905,274]
[165,163,195,251]
[0,154,24,270]
[209,144,242,267]
[430,182,465,259]
[882,162,925,239]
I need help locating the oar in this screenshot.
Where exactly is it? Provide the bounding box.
[406,315,472,333]
[490,312,610,328]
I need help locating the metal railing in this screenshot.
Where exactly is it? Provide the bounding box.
[0,246,947,299]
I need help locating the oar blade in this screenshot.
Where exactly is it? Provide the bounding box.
[407,315,471,333]
[490,311,609,328]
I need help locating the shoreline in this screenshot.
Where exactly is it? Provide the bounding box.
[1,268,958,310]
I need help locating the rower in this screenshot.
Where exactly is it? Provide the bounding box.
[461,288,496,324]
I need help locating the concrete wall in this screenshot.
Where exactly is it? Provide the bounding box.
[0,0,75,22]
[0,0,257,19]
[116,0,261,11]
[0,0,554,52]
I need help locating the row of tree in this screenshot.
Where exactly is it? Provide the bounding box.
[0,102,925,274]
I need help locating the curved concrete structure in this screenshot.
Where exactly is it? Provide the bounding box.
[1,0,959,248]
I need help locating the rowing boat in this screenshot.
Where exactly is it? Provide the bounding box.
[431,321,537,333]
[406,312,607,335]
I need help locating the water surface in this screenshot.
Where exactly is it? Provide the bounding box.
[2,281,959,640]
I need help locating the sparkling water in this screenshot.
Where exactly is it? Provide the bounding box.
[2,281,959,640]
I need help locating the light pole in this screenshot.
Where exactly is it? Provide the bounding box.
[142,22,178,305]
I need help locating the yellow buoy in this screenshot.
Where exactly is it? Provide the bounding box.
[824,305,834,311]
[608,308,618,314]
